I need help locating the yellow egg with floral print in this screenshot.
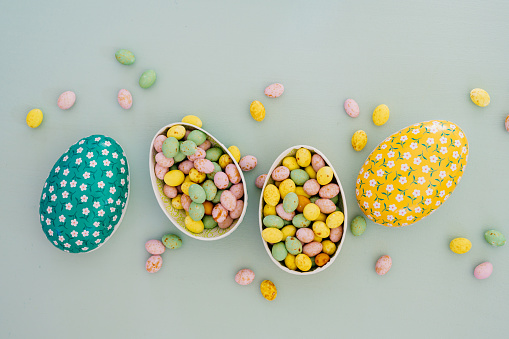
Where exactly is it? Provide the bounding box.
[355,120,468,227]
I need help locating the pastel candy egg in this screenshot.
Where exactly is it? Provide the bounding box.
[220,190,237,212]
[194,158,214,174]
[214,172,230,189]
[162,234,182,249]
[153,135,166,153]
[303,179,320,196]
[279,179,296,198]
[189,168,206,183]
[187,130,207,146]
[139,69,156,89]
[292,214,311,228]
[178,160,194,174]
[484,229,506,247]
[295,253,312,272]
[272,242,288,261]
[296,228,314,243]
[344,99,359,118]
[264,83,284,98]
[250,100,266,121]
[263,184,280,206]
[303,241,323,257]
[260,280,277,301]
[315,199,336,214]
[375,255,392,275]
[180,194,191,212]
[449,237,472,254]
[352,130,367,151]
[218,215,233,229]
[163,185,177,198]
[171,195,183,209]
[319,183,340,199]
[39,135,130,253]
[189,202,205,221]
[180,140,197,156]
[321,240,336,255]
[263,214,285,228]
[203,201,213,215]
[206,147,223,162]
[225,164,241,184]
[262,228,283,244]
[330,225,343,242]
[326,211,344,229]
[239,155,257,171]
[230,200,244,219]
[351,216,367,236]
[290,169,310,186]
[184,216,204,233]
[115,49,135,65]
[295,148,312,168]
[296,195,310,212]
[146,255,163,273]
[173,152,186,163]
[203,215,218,229]
[219,154,233,169]
[188,147,206,162]
[285,236,303,255]
[188,184,206,203]
[282,157,299,170]
[235,269,255,285]
[155,152,174,168]
[227,146,241,163]
[276,204,295,221]
[283,192,299,213]
[117,89,132,109]
[182,115,203,128]
[211,189,224,204]
[272,166,290,181]
[57,91,76,110]
[315,253,330,266]
[281,225,296,238]
[255,174,267,188]
[167,125,186,140]
[316,166,333,185]
[311,154,326,172]
[154,164,169,180]
[304,165,317,179]
[505,115,509,132]
[474,262,493,280]
[202,180,217,201]
[164,170,185,186]
[312,221,330,238]
[198,140,211,151]
[372,104,390,126]
[285,253,297,270]
[229,183,244,199]
[470,88,490,107]
[162,137,180,159]
[303,203,320,221]
[145,239,165,255]
[212,203,228,222]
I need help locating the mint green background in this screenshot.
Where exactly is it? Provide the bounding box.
[1,1,508,338]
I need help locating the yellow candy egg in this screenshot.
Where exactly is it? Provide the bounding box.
[182,115,202,128]
[171,195,183,209]
[373,104,390,126]
[279,179,296,198]
[167,125,186,139]
[450,237,472,254]
[321,240,337,255]
[326,211,344,229]
[263,184,280,207]
[303,203,320,221]
[295,254,312,271]
[263,204,277,216]
[284,253,297,270]
[262,228,283,243]
[250,100,266,122]
[296,148,312,167]
[274,181,281,188]
[315,213,327,222]
[189,168,206,183]
[312,221,330,238]
[470,88,490,107]
[180,181,194,196]
[164,170,185,186]
[352,130,368,151]
[304,165,317,179]
[227,146,241,163]
[295,186,310,198]
[185,216,204,233]
[313,235,323,243]
[316,166,333,185]
[26,108,43,128]
[260,280,277,301]
[282,157,299,170]
[281,225,297,239]
[218,154,233,169]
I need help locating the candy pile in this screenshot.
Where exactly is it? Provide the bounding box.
[145,234,182,273]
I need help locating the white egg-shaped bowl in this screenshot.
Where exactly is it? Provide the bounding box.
[149,122,248,241]
[259,145,348,275]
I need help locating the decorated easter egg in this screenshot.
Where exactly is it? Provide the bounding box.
[356,120,468,227]
[39,135,130,253]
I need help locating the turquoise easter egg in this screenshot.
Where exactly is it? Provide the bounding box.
[39,135,130,253]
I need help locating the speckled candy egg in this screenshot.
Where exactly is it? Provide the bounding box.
[146,255,163,273]
[255,174,267,188]
[264,83,284,98]
[474,262,493,280]
[375,255,392,275]
[239,155,257,171]
[39,135,130,253]
[117,89,132,109]
[272,166,290,181]
[57,91,76,110]
[356,120,468,227]
[235,269,255,285]
[145,239,165,255]
[344,99,359,118]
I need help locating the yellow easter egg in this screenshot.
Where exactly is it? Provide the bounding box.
[263,184,280,207]
[218,154,233,169]
[262,228,283,243]
[167,125,186,139]
[281,225,297,239]
[171,195,184,209]
[182,115,202,127]
[326,211,344,228]
[26,108,43,128]
[313,235,323,243]
[373,104,390,126]
[282,157,299,170]
[316,166,333,185]
[260,280,277,300]
[352,130,368,151]
[450,237,472,254]
[185,216,204,233]
[304,165,316,179]
[321,240,337,255]
[250,100,265,122]
[227,146,241,163]
[296,148,312,167]
[470,88,490,107]
[164,170,185,186]
[284,253,297,270]
[312,221,330,238]
[356,120,469,227]
[303,203,320,221]
[263,204,277,217]
[180,181,194,196]
[279,179,296,198]
[295,186,310,198]
[295,254,312,272]
[315,213,327,222]
[189,168,206,183]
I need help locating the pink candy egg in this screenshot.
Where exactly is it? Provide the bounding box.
[239,155,257,171]
[272,166,290,181]
[303,241,323,257]
[235,269,255,285]
[229,183,244,199]
[375,255,392,276]
[214,172,230,189]
[181,194,192,212]
[264,83,284,98]
[188,147,206,161]
[163,185,178,199]
[230,200,244,219]
[344,99,359,118]
[329,225,343,243]
[194,158,215,173]
[212,203,228,222]
[225,164,241,184]
[276,203,295,221]
[146,255,163,273]
[155,152,174,167]
[154,164,169,180]
[220,190,237,212]
[218,215,234,229]
[57,91,76,110]
[303,179,320,196]
[118,89,132,109]
[178,160,194,174]
[198,139,212,151]
[319,183,340,199]
[296,228,314,243]
[311,154,326,172]
[474,262,493,280]
[145,239,166,255]
[153,135,167,153]
[255,174,267,189]
[315,199,336,214]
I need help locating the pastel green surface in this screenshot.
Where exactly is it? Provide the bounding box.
[1,0,509,338]
[139,69,157,88]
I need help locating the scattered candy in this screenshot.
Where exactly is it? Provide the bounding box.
[264,83,284,98]
[239,155,257,171]
[57,91,76,110]
[139,70,157,89]
[145,239,166,255]
[26,108,43,128]
[182,115,202,128]
[235,269,255,285]
[118,89,133,109]
[449,237,472,254]
[470,88,490,107]
[250,100,265,121]
[351,216,366,236]
[146,255,163,273]
[351,130,367,151]
[474,262,493,280]
[372,104,390,126]
[255,174,267,188]
[260,280,277,300]
[484,230,506,247]
[344,99,359,118]
[115,49,135,65]
[375,255,392,275]
[228,146,241,163]
[162,234,182,249]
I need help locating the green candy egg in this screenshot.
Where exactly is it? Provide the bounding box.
[292,213,311,228]
[139,69,156,88]
[203,215,218,229]
[180,140,197,156]
[212,189,224,203]
[310,196,319,203]
[271,242,288,261]
[484,229,506,247]
[162,234,182,249]
[309,256,317,268]
[351,215,367,236]
[188,184,206,203]
[284,219,292,225]
[187,130,207,146]
[202,180,217,201]
[263,215,285,228]
[330,195,339,205]
[206,147,223,162]
[188,202,205,221]
[290,169,310,186]
[115,49,135,65]
[206,162,222,180]
[162,137,179,158]
[283,192,299,213]
[174,151,186,162]
[285,236,303,255]
[169,164,178,171]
